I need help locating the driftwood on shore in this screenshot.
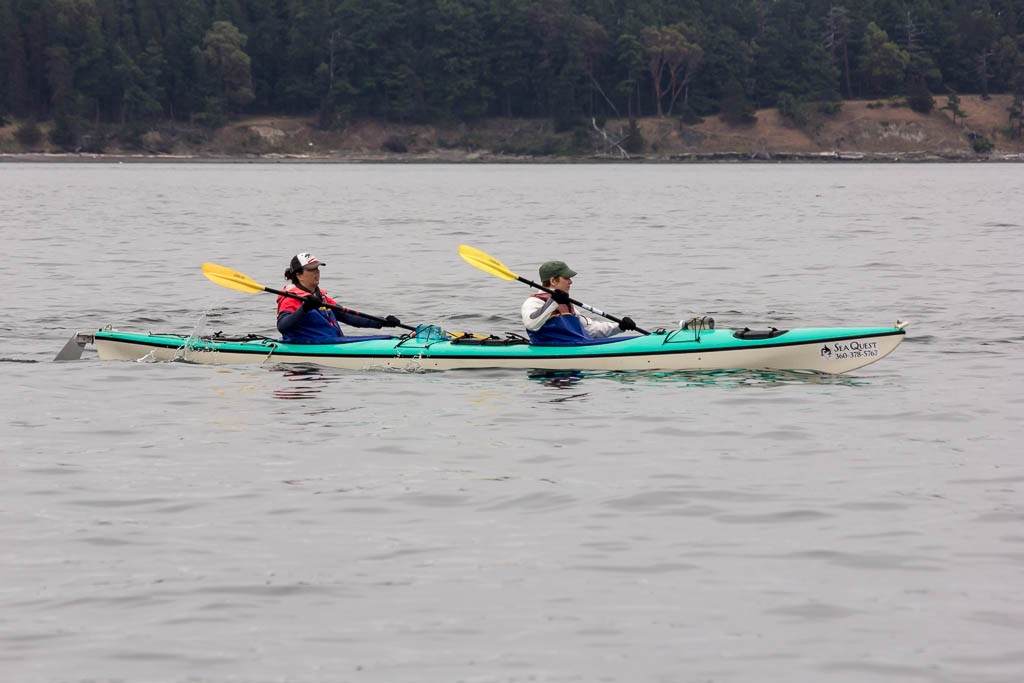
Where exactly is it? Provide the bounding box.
[591,118,630,159]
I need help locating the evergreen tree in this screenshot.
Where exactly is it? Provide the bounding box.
[195,20,254,124]
[941,92,967,125]
[0,0,29,116]
[859,21,909,95]
[956,0,999,99]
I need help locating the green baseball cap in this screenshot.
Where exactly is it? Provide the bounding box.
[539,260,577,281]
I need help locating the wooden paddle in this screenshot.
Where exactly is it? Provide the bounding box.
[201,262,418,332]
[457,245,650,335]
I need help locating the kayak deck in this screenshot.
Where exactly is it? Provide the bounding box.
[84,322,908,374]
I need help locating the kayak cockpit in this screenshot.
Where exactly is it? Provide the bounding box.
[732,327,789,340]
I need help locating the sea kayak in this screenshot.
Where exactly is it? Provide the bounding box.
[76,321,908,373]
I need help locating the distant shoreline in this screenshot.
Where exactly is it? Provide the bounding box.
[3,151,1022,164]
[3,96,1023,164]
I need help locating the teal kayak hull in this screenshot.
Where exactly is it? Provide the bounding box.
[90,322,907,373]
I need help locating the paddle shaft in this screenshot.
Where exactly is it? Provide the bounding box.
[516,275,651,335]
[268,284,417,332]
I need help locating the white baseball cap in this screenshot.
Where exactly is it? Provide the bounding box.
[291,252,325,270]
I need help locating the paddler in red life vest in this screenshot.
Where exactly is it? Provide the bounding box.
[276,252,402,344]
[521,260,637,345]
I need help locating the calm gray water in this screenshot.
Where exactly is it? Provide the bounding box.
[2,162,1022,683]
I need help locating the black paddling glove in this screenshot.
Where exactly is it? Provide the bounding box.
[301,293,324,311]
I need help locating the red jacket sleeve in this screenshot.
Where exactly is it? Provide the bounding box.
[276,290,340,315]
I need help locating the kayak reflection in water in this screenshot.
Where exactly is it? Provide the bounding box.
[521,260,637,345]
[275,252,402,344]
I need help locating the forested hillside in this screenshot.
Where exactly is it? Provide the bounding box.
[1,0,1022,151]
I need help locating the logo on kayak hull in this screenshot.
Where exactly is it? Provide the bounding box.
[820,340,880,361]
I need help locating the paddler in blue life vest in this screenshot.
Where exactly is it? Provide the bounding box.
[276,252,402,343]
[521,260,637,345]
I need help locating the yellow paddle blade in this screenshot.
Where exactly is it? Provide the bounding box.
[201,262,266,294]
[458,244,517,281]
